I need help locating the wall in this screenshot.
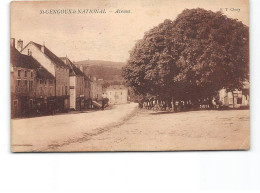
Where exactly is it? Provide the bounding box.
[76,76,84,98]
[21,43,55,76]
[35,78,54,98]
[11,67,36,117]
[84,79,91,99]
[91,81,103,100]
[219,88,250,108]
[69,76,76,109]
[104,89,128,104]
[11,67,36,97]
[55,66,70,97]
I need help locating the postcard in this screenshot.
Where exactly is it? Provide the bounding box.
[10,0,249,152]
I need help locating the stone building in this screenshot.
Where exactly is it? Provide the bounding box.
[91,78,104,101]
[10,38,55,117]
[34,67,55,115]
[21,41,70,112]
[60,57,91,110]
[103,85,128,105]
[218,81,250,108]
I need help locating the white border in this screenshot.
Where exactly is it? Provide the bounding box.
[1,0,260,193]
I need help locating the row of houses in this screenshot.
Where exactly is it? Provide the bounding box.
[10,38,128,118]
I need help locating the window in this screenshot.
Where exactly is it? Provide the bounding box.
[44,80,47,85]
[39,79,42,84]
[49,79,53,84]
[18,70,21,77]
[24,80,28,91]
[16,80,21,92]
[40,87,43,96]
[29,99,33,110]
[31,71,33,78]
[62,86,64,95]
[237,98,242,104]
[29,81,33,91]
[25,71,27,77]
[13,100,18,111]
[65,86,68,95]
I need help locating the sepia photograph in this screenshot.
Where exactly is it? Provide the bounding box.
[10,0,249,152]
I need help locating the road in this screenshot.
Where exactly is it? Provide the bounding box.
[11,104,250,152]
[11,103,138,152]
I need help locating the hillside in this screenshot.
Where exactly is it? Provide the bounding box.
[75,60,125,69]
[74,60,126,81]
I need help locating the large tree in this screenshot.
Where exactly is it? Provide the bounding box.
[123,8,249,105]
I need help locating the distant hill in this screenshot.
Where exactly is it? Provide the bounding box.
[75,60,125,69]
[74,60,126,82]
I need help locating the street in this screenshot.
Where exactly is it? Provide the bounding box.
[11,104,250,152]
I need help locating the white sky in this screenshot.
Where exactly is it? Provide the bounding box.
[10,0,249,63]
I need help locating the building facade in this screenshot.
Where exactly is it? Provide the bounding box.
[21,41,70,112]
[60,57,90,110]
[218,82,250,108]
[91,78,104,101]
[11,43,36,117]
[11,38,55,117]
[103,85,128,105]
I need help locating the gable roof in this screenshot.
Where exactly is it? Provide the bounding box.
[23,41,68,69]
[11,46,36,69]
[60,57,91,81]
[11,46,55,80]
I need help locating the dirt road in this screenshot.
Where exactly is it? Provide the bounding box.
[11,103,138,152]
[49,109,250,152]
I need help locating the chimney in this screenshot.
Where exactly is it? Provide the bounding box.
[17,39,23,51]
[10,38,15,48]
[41,45,45,53]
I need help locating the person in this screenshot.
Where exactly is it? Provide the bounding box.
[101,99,105,110]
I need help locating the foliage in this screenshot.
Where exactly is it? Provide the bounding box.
[123,8,249,103]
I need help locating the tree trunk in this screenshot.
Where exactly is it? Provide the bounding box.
[171,94,175,112]
[233,92,235,108]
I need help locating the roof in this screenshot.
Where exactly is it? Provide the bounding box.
[11,46,36,69]
[60,57,91,81]
[24,41,69,69]
[106,85,127,90]
[11,46,55,80]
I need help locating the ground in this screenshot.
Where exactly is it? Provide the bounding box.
[11,103,250,152]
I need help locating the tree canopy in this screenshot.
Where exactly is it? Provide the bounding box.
[123,8,249,103]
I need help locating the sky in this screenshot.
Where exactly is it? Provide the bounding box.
[10,0,249,63]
